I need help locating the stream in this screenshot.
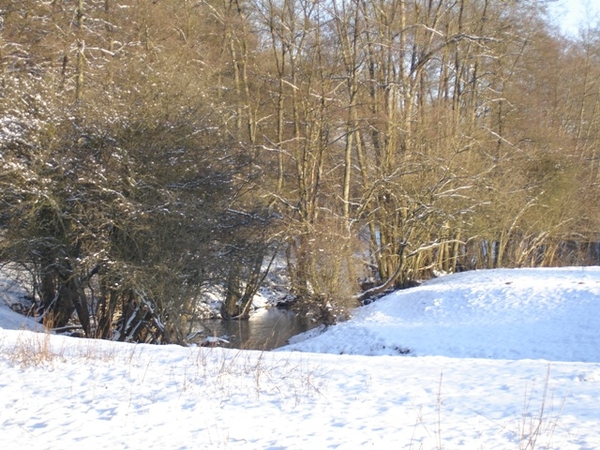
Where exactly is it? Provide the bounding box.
[193,308,319,350]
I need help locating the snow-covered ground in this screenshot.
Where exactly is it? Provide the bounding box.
[1,267,600,449]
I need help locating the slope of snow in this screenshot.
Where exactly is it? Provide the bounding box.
[283,267,600,362]
[0,271,44,332]
[1,267,600,449]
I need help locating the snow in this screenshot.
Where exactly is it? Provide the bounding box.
[2,267,600,449]
[0,272,44,333]
[284,267,600,361]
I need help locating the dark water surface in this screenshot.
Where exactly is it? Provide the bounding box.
[195,308,318,350]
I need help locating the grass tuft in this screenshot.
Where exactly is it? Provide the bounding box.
[518,364,564,450]
[7,330,65,368]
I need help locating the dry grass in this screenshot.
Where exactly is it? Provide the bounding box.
[6,330,65,368]
[518,364,564,450]
[406,366,565,450]
[0,328,327,422]
[181,345,327,406]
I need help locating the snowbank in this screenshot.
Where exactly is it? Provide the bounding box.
[284,267,600,362]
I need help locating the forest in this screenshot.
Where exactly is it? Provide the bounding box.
[1,0,599,344]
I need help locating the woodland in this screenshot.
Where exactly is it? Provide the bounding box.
[1,0,600,344]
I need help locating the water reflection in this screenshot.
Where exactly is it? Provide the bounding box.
[194,308,317,350]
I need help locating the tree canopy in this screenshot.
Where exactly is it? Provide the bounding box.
[2,0,600,342]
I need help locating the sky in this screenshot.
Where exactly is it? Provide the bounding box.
[549,0,600,35]
[2,266,600,448]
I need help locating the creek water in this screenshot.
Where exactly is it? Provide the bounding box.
[194,308,318,350]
